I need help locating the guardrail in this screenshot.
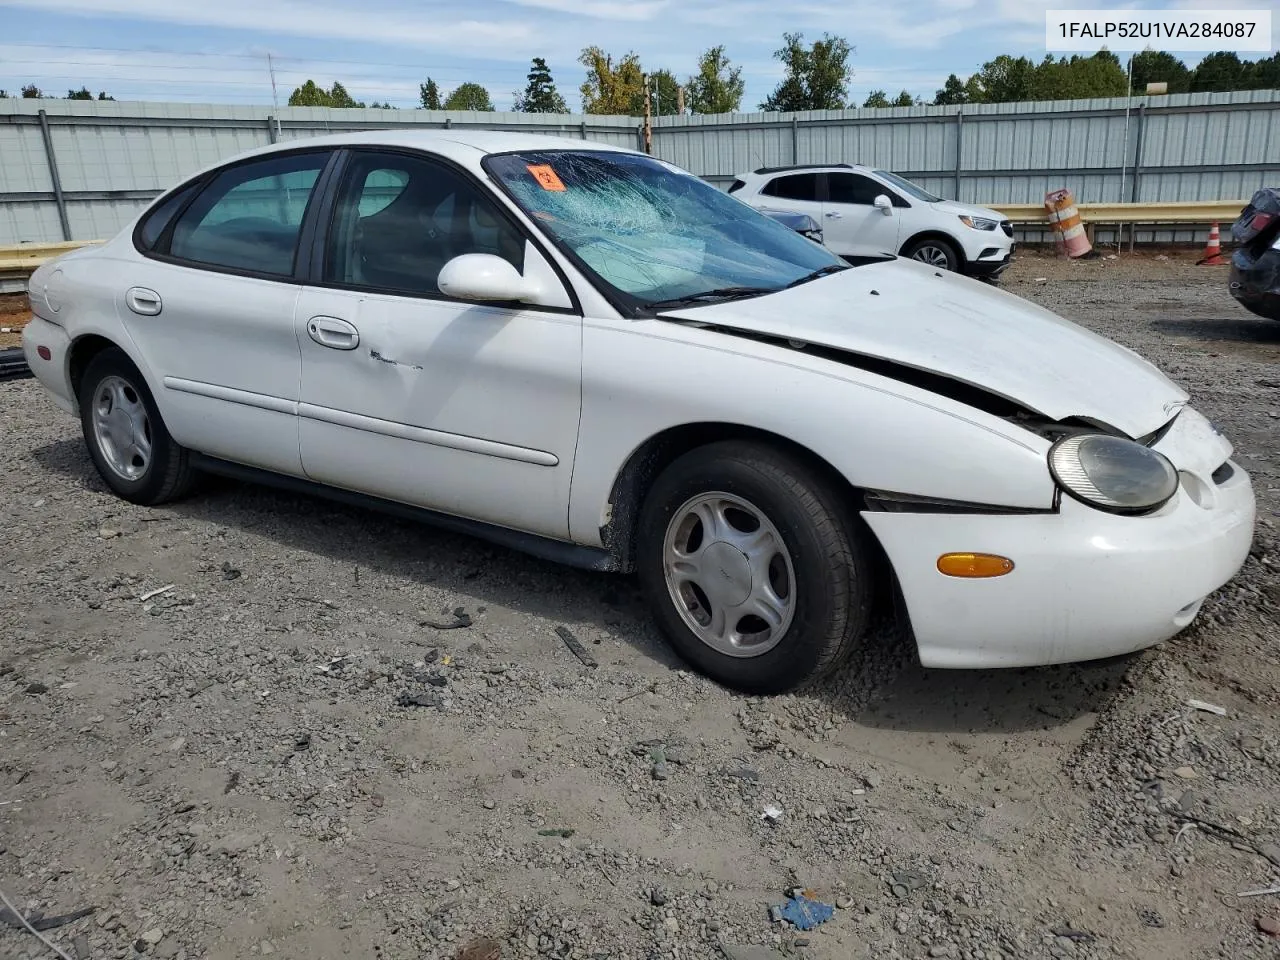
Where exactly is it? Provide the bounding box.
[0,199,1248,289]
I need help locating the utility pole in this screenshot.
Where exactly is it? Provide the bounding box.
[642,73,653,154]
[266,52,282,140]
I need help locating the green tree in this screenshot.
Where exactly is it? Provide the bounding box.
[760,32,853,112]
[0,90,7,98]
[368,101,394,109]
[1192,51,1246,92]
[1248,52,1280,90]
[514,57,567,113]
[97,91,114,100]
[862,89,889,108]
[892,90,915,106]
[66,86,94,100]
[419,78,442,109]
[970,54,1035,102]
[649,68,681,116]
[444,82,494,111]
[21,84,43,98]
[1130,49,1191,93]
[579,46,646,114]
[685,45,744,114]
[933,73,970,105]
[288,80,364,107]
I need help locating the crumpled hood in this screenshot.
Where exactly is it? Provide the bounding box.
[660,257,1187,438]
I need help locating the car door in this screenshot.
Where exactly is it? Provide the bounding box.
[821,172,904,257]
[294,148,581,540]
[752,172,822,219]
[120,149,335,475]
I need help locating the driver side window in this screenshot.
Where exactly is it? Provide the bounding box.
[325,151,525,298]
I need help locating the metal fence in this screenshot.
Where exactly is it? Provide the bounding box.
[2,90,1279,247]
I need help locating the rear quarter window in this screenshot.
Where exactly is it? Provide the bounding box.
[135,182,201,251]
[727,179,746,194]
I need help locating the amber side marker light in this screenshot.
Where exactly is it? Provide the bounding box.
[937,553,1015,578]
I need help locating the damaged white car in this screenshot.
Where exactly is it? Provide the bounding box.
[23,132,1256,693]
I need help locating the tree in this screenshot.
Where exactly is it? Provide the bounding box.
[288,80,364,107]
[1192,51,1246,92]
[97,91,114,101]
[66,86,94,100]
[579,46,645,114]
[892,90,915,107]
[1029,51,1126,100]
[1130,49,1191,93]
[444,82,494,111]
[0,90,7,98]
[970,54,1035,102]
[514,57,567,113]
[419,78,442,109]
[649,68,681,116]
[368,101,394,109]
[1248,52,1280,90]
[862,90,889,108]
[21,84,43,98]
[760,32,853,111]
[685,45,744,114]
[933,73,970,105]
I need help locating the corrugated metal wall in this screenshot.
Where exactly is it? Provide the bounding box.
[2,90,1279,246]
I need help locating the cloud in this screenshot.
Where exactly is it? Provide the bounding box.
[500,0,672,20]
[0,0,540,52]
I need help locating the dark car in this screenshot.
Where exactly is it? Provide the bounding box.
[1228,187,1280,322]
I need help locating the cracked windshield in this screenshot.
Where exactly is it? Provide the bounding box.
[484,151,847,312]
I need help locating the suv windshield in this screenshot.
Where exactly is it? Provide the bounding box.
[872,170,942,203]
[484,150,849,313]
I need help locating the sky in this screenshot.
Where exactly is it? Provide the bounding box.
[0,0,1276,112]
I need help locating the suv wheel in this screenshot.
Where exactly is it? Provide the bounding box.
[904,237,960,271]
[637,441,872,694]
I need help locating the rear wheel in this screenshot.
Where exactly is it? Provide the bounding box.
[904,236,960,272]
[78,347,197,505]
[637,441,872,694]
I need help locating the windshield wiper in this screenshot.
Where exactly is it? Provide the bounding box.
[785,263,849,288]
[647,286,775,311]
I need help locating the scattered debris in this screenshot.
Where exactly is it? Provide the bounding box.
[722,767,760,782]
[317,656,349,675]
[421,608,473,630]
[24,682,48,695]
[1186,698,1227,716]
[456,936,502,960]
[650,889,667,906]
[720,947,787,960]
[0,884,80,960]
[399,690,444,709]
[221,561,241,581]
[139,584,175,602]
[1138,907,1165,928]
[761,804,783,822]
[1237,887,1280,899]
[536,828,575,839]
[1034,277,1047,282]
[1052,926,1096,943]
[1257,916,1280,937]
[555,625,597,668]
[769,893,834,931]
[223,771,241,795]
[0,903,96,932]
[1174,766,1198,780]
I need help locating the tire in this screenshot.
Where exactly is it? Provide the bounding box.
[78,346,197,505]
[903,236,960,272]
[636,441,872,695]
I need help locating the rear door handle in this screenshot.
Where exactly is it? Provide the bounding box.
[307,316,360,351]
[825,212,843,219]
[125,287,162,316]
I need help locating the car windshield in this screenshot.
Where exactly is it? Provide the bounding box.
[483,150,850,313]
[873,170,942,203]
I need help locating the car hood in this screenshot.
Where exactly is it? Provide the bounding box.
[930,198,1006,221]
[658,258,1187,438]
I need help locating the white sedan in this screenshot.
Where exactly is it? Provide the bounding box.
[22,131,1255,694]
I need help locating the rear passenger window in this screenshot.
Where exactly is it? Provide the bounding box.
[167,152,328,277]
[761,173,820,202]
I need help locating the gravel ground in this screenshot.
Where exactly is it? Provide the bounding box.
[1,252,1278,960]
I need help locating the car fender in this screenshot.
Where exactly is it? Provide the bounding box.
[568,317,1056,550]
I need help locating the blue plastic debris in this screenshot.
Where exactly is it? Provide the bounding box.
[771,894,834,931]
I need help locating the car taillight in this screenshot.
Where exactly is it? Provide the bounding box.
[1250,212,1274,232]
[37,346,52,361]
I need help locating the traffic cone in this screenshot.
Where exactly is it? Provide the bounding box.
[1197,222,1225,265]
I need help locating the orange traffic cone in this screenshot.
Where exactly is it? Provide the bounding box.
[1197,222,1225,265]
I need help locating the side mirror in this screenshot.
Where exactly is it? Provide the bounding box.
[437,254,542,303]
[873,194,893,215]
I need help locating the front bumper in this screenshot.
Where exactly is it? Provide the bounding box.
[864,414,1255,669]
[966,242,1015,278]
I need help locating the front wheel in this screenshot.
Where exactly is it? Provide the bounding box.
[78,346,197,505]
[636,442,873,694]
[903,237,960,272]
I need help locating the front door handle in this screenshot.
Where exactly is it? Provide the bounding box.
[307,316,360,351]
[125,287,162,316]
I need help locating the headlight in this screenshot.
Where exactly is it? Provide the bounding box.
[1048,434,1179,514]
[959,215,998,231]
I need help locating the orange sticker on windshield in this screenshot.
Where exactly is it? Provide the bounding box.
[527,164,566,191]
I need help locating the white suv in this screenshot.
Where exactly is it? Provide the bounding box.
[730,164,1014,279]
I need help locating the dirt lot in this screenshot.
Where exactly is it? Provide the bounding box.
[1,252,1278,960]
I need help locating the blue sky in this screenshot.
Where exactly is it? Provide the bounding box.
[0,0,1275,111]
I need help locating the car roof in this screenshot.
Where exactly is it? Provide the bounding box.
[738,163,874,179]
[178,129,639,182]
